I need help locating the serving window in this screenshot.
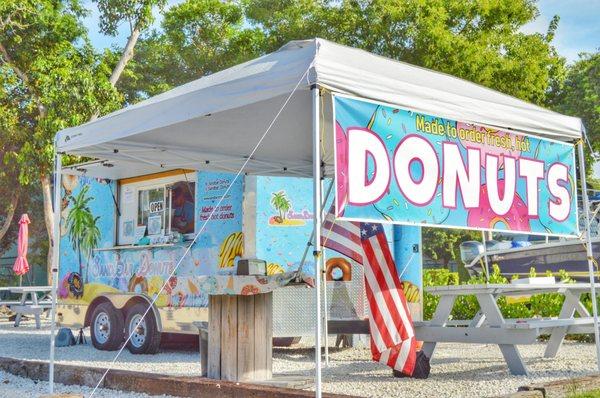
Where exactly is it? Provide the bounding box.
[117,170,196,245]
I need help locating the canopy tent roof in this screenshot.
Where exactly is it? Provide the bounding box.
[56,38,583,180]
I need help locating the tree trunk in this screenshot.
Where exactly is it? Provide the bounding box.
[41,174,54,285]
[89,27,141,121]
[0,190,19,242]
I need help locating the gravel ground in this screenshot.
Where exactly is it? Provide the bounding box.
[0,318,597,397]
[0,369,175,398]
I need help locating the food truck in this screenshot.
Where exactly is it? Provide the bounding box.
[56,170,422,353]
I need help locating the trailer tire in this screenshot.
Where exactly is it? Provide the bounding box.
[90,302,124,351]
[125,303,161,355]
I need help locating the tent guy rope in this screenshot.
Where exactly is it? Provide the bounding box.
[48,62,314,397]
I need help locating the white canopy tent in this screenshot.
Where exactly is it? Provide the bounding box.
[51,38,597,396]
[56,38,583,179]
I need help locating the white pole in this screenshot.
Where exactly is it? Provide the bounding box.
[321,178,329,367]
[481,231,490,282]
[577,140,600,372]
[49,152,62,393]
[311,84,323,397]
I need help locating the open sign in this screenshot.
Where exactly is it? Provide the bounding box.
[149,201,164,213]
[334,95,578,237]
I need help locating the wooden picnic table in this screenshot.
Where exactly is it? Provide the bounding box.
[417,283,599,376]
[0,286,52,329]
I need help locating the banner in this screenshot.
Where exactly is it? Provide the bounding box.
[334,95,578,237]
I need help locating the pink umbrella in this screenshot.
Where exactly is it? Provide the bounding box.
[13,214,30,276]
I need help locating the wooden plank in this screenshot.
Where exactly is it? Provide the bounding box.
[254,293,267,381]
[207,295,221,379]
[328,319,369,334]
[220,295,238,381]
[426,283,600,295]
[415,326,538,345]
[237,295,255,382]
[264,292,273,380]
[118,169,195,185]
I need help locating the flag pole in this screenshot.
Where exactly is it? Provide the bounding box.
[49,151,62,393]
[311,84,323,397]
[577,139,600,372]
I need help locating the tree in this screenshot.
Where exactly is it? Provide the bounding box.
[65,185,100,282]
[0,1,121,282]
[117,0,265,103]
[1,0,166,283]
[271,191,291,221]
[422,227,479,275]
[92,0,166,117]
[244,0,564,104]
[549,52,600,178]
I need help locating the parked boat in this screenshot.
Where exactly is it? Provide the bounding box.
[461,238,600,281]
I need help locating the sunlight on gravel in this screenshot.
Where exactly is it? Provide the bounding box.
[0,319,596,397]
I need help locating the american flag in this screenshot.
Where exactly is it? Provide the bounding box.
[321,207,363,264]
[321,212,417,376]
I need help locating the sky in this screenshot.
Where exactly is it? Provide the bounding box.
[83,0,599,63]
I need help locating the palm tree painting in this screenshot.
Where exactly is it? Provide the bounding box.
[66,185,101,283]
[270,191,292,224]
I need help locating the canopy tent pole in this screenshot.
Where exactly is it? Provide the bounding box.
[49,152,62,393]
[577,140,600,372]
[295,181,334,283]
[321,178,329,367]
[481,231,490,282]
[312,84,323,397]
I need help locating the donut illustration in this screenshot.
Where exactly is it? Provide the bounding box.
[241,284,260,296]
[128,275,148,294]
[467,182,530,231]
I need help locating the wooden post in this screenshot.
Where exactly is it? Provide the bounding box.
[207,295,221,379]
[207,292,273,381]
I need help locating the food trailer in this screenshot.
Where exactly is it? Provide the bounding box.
[49,38,599,396]
[55,171,423,352]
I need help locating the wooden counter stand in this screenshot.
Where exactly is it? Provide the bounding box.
[207,292,273,381]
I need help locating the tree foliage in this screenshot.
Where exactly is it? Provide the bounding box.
[1,0,590,278]
[96,0,165,36]
[0,0,121,183]
[120,0,565,106]
[550,52,600,179]
[422,227,479,269]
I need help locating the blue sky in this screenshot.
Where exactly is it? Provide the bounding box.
[83,0,599,63]
[521,0,600,62]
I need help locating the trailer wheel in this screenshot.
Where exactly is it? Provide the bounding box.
[90,302,124,351]
[125,303,161,354]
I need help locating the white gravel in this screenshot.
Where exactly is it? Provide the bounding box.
[0,369,174,398]
[0,318,597,397]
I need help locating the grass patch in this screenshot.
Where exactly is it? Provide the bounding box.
[569,389,600,397]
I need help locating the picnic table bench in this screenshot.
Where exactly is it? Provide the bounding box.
[419,283,598,376]
[0,286,52,329]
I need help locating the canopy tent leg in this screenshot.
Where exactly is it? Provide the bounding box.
[577,140,600,373]
[295,181,334,282]
[49,152,62,393]
[321,178,329,367]
[481,231,490,282]
[312,84,323,397]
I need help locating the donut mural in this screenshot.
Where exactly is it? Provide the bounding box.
[334,94,578,237]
